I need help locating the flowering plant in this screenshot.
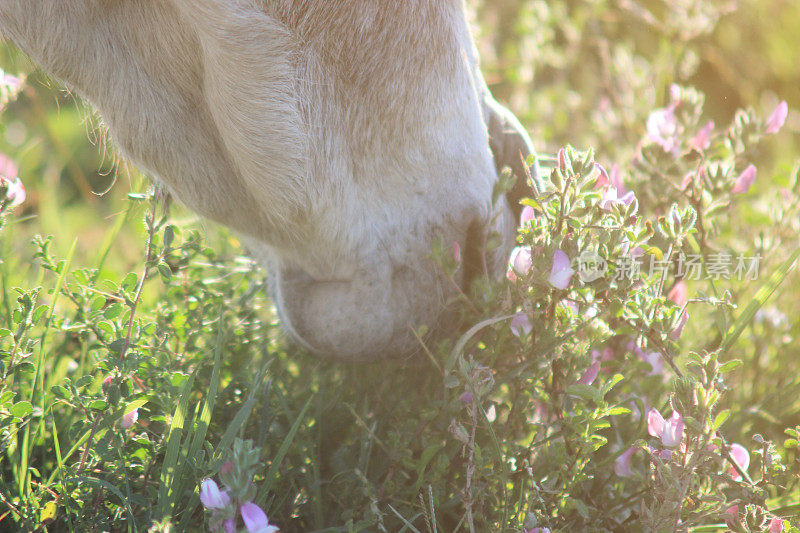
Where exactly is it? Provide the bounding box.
[1,1,800,531]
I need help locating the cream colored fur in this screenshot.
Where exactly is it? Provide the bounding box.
[0,0,535,360]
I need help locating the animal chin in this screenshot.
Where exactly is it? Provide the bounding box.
[270,264,446,361]
[269,204,517,362]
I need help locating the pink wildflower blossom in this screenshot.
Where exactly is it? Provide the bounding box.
[241,502,280,533]
[507,247,532,282]
[728,443,750,481]
[667,281,688,307]
[200,479,231,510]
[647,106,680,154]
[576,361,601,386]
[0,154,24,208]
[647,409,684,448]
[670,310,689,340]
[121,409,138,429]
[614,447,636,477]
[766,101,788,134]
[548,250,574,290]
[510,313,533,337]
[689,121,714,152]
[520,205,536,226]
[732,165,757,194]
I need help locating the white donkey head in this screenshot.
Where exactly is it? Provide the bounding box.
[0,0,539,360]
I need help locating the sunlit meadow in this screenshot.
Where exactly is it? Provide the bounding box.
[1,1,800,532]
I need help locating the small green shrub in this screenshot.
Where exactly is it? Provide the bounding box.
[1,1,800,531]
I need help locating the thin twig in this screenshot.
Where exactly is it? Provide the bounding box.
[76,415,100,476]
[463,400,479,533]
[119,194,160,368]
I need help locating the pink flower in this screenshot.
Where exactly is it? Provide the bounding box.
[689,121,714,152]
[732,164,757,194]
[0,72,23,111]
[647,409,665,438]
[577,361,600,386]
[661,412,685,447]
[595,163,626,191]
[0,73,22,95]
[121,409,138,429]
[614,447,636,477]
[459,391,473,404]
[510,313,533,337]
[200,479,231,510]
[562,299,579,315]
[224,519,236,533]
[507,247,532,282]
[558,148,568,172]
[591,347,614,364]
[609,164,625,192]
[241,502,279,533]
[728,443,750,481]
[647,409,684,448]
[769,517,784,533]
[525,529,550,533]
[636,348,664,376]
[548,249,574,290]
[594,164,610,189]
[621,241,645,258]
[667,281,688,307]
[520,205,536,226]
[599,186,636,211]
[670,310,689,340]
[0,154,24,208]
[647,106,680,154]
[766,101,788,134]
[452,242,461,263]
[102,375,115,392]
[669,84,682,103]
[725,505,739,527]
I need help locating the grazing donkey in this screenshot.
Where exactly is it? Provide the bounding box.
[0,0,538,360]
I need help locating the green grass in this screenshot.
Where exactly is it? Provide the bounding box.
[2,1,800,531]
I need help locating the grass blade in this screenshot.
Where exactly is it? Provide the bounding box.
[259,396,313,498]
[157,373,196,518]
[720,249,800,355]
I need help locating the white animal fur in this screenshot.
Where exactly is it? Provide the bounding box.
[0,0,536,360]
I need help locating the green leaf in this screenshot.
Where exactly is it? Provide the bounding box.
[11,400,33,418]
[158,262,172,283]
[718,360,743,374]
[39,500,57,524]
[713,410,730,431]
[566,385,603,403]
[413,443,446,495]
[121,272,138,293]
[601,373,625,395]
[164,225,175,247]
[606,406,632,417]
[89,400,108,412]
